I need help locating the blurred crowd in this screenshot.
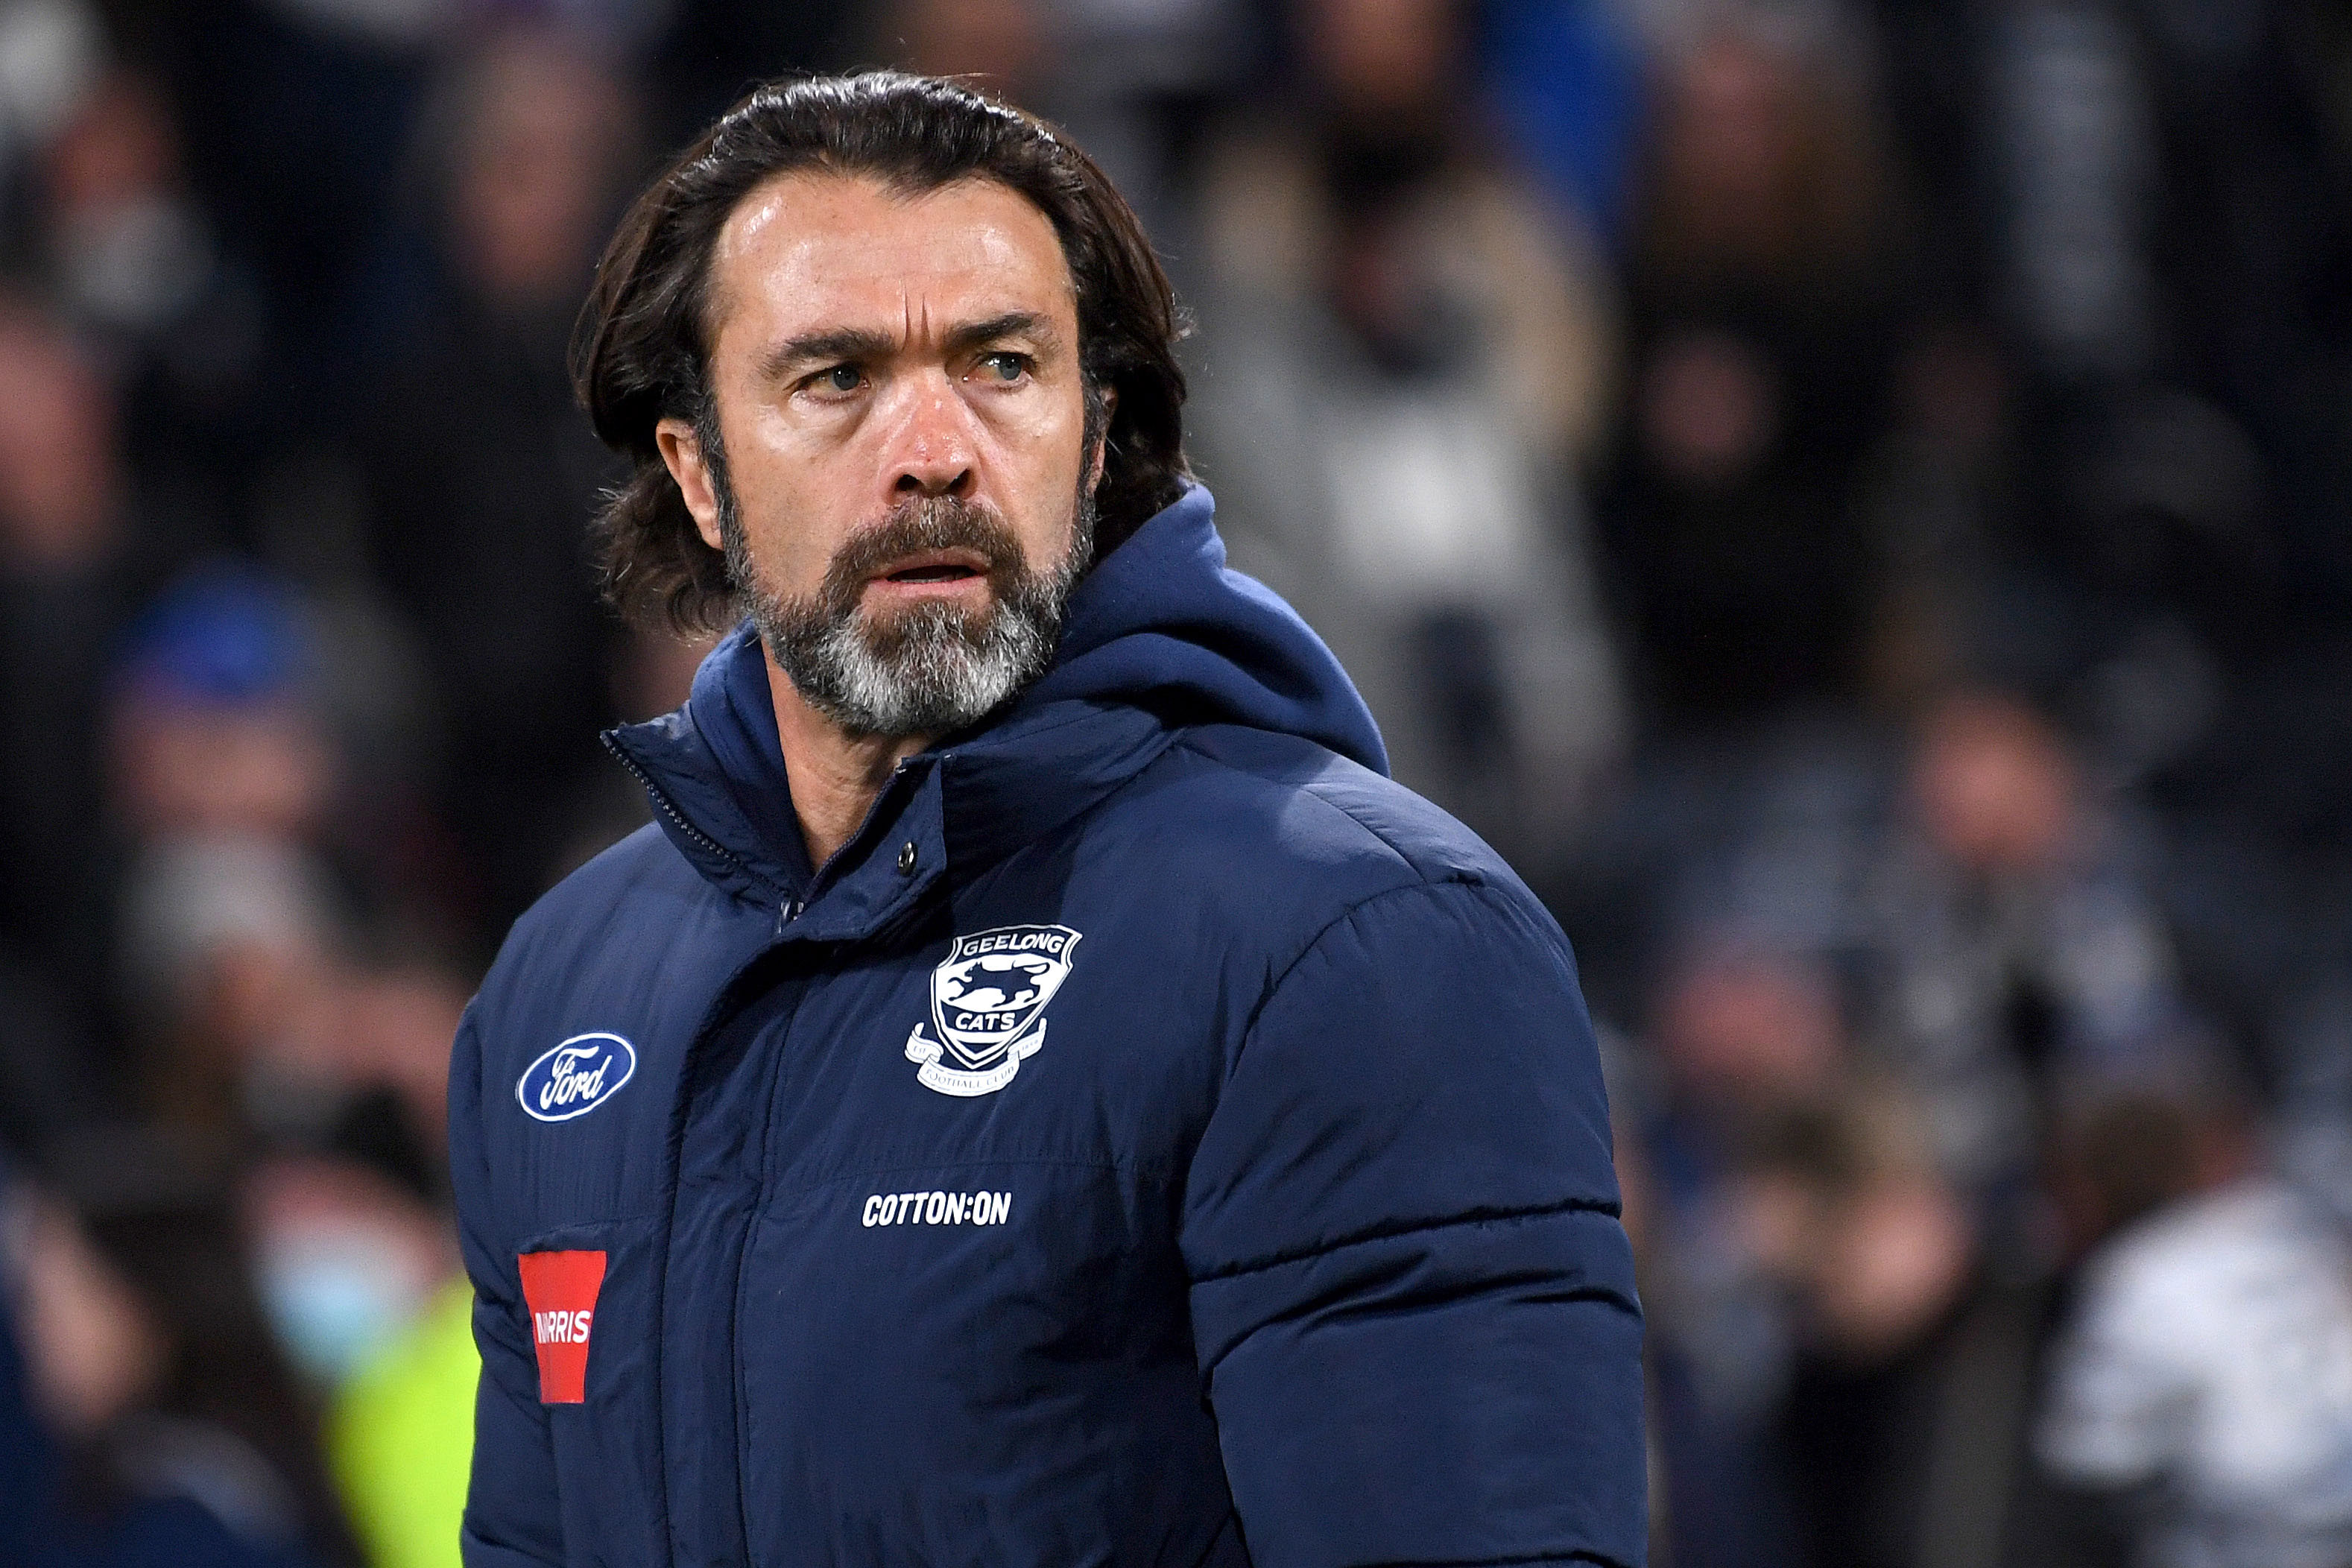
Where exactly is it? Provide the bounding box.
[1,0,2350,1564]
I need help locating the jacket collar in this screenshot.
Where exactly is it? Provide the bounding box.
[601,484,1375,941]
[601,635,1177,943]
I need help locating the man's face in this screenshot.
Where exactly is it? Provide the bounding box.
[657,171,1103,738]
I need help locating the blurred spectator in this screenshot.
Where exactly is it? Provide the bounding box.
[877,0,1053,108]
[1974,0,2351,465]
[1635,941,1843,1411]
[873,0,1265,283]
[1482,0,1647,245]
[37,72,205,335]
[116,834,345,1142]
[99,566,458,1186]
[279,969,472,1568]
[245,1153,455,1388]
[2030,1064,2352,1568]
[329,1277,475,1568]
[1984,0,2161,393]
[2269,970,2352,1230]
[1044,0,1265,283]
[1627,943,1852,1567]
[109,571,336,850]
[0,288,132,619]
[1189,0,1626,872]
[1656,940,1845,1121]
[0,10,2346,1567]
[1598,13,1912,728]
[353,28,637,952]
[102,568,354,1145]
[329,964,464,1160]
[1880,0,2352,675]
[0,297,177,1050]
[1856,689,2182,1195]
[151,0,435,416]
[0,0,102,247]
[1739,1088,2049,1568]
[32,68,268,535]
[4,1133,364,1564]
[1853,323,2020,711]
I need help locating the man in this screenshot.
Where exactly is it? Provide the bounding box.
[2029,1069,2352,1568]
[449,72,1643,1568]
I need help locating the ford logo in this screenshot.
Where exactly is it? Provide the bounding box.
[516,1033,636,1122]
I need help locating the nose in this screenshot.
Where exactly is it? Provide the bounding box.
[888,376,977,501]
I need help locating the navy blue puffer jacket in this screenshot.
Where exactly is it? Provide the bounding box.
[449,486,1646,1568]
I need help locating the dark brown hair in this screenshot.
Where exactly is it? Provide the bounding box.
[572,71,1190,633]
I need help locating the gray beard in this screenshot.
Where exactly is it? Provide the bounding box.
[718,483,1094,741]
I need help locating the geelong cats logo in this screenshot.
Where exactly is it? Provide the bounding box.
[904,925,1081,1097]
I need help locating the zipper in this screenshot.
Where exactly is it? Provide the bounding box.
[603,735,804,932]
[601,733,749,872]
[606,733,933,926]
[656,911,810,1564]
[801,755,933,902]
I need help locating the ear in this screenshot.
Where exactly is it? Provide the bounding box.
[656,417,725,551]
[1085,385,1117,495]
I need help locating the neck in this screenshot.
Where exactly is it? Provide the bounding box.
[764,653,932,871]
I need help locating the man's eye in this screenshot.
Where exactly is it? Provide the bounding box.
[978,353,1029,383]
[809,364,862,395]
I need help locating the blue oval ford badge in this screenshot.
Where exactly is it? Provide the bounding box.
[517,1033,636,1122]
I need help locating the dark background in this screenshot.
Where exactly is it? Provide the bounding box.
[3,1,2351,1565]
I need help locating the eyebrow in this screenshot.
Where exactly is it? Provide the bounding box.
[755,311,1060,385]
[757,326,897,385]
[942,310,1056,359]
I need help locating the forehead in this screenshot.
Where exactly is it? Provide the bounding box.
[705,171,1075,351]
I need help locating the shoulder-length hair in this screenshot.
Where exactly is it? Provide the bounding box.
[572,71,1190,633]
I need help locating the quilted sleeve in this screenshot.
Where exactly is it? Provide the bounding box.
[1180,879,1646,1568]
[449,1007,569,1568]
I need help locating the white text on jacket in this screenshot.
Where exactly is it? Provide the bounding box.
[862,1190,1012,1227]
[534,1309,593,1344]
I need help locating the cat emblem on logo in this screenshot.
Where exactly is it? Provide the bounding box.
[903,924,1081,1096]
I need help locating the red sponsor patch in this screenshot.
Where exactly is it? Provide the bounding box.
[516,1250,607,1403]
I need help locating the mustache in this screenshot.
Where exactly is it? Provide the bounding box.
[818,496,1028,617]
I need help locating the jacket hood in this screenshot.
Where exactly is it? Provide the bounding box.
[604,484,1384,911]
[1011,484,1384,771]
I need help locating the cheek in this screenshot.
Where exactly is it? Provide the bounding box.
[996,395,1093,554]
[719,422,857,592]
[740,515,842,601]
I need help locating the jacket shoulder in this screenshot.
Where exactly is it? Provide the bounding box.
[1079,724,1549,981]
[1161,724,1526,894]
[476,821,733,1007]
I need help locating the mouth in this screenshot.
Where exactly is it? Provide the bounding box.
[868,549,991,589]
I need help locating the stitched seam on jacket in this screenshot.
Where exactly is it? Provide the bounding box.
[1169,733,1425,876]
[1189,1195,1628,1286]
[1227,876,1502,1079]
[1196,1280,1637,1383]
[1346,1553,1630,1568]
[1044,734,1492,1068]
